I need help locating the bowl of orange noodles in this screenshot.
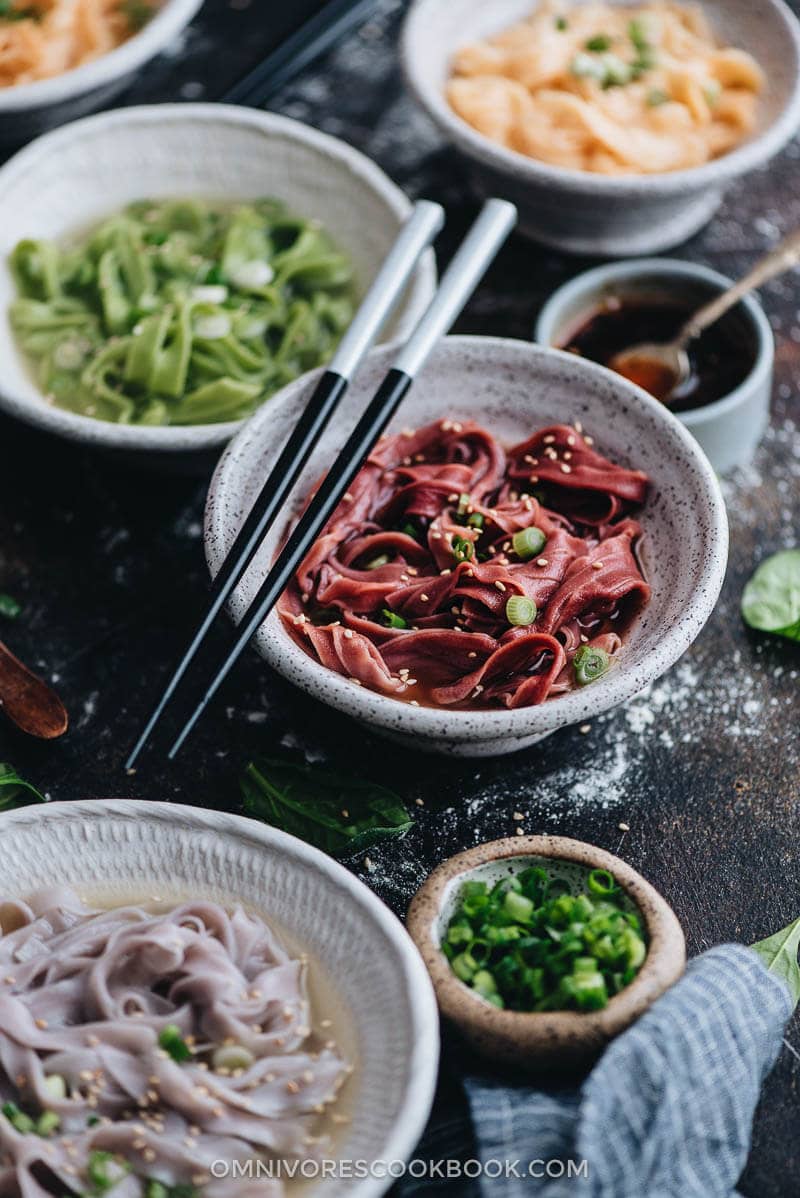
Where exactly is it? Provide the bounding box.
[401,0,800,255]
[0,0,203,144]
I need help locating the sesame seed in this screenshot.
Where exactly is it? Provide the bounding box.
[529,473,539,484]
[536,557,548,567]
[415,798,425,807]
[343,492,353,502]
[560,463,572,474]
[584,435,594,445]
[516,827,525,836]
[512,811,524,820]
[543,434,556,444]
[410,700,419,706]
[567,435,576,446]
[579,723,591,733]
[468,651,477,659]
[580,634,589,643]
[494,580,506,592]
[592,560,603,570]
[574,421,583,433]
[343,628,353,639]
[287,1081,300,1095]
[420,593,430,602]
[619,822,630,831]
[563,451,572,460]
[35,1019,48,1030]
[407,566,418,576]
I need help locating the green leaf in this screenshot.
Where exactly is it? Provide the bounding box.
[741,548,800,641]
[752,915,800,1007]
[0,763,47,812]
[0,593,21,619]
[240,758,413,858]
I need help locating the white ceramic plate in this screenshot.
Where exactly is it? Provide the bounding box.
[0,799,440,1198]
[0,104,436,457]
[205,336,728,757]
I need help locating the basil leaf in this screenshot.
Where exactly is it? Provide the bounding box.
[752,915,800,1007]
[240,758,412,858]
[0,763,47,811]
[741,548,800,641]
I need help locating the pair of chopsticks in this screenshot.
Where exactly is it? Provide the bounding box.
[222,0,378,108]
[126,197,517,768]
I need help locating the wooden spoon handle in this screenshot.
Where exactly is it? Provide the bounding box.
[0,640,68,739]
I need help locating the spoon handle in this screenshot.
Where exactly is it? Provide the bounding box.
[679,226,800,345]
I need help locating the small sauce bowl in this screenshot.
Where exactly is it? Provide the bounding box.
[407,835,685,1073]
[535,259,774,474]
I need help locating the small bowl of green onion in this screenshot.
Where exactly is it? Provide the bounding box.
[407,835,685,1072]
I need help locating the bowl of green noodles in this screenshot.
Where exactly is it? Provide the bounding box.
[0,104,436,459]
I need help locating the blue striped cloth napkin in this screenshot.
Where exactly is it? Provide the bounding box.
[397,946,793,1197]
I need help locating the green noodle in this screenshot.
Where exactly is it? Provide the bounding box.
[8,199,355,426]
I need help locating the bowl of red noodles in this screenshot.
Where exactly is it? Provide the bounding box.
[205,337,727,756]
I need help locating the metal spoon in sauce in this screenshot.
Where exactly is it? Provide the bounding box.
[0,640,68,739]
[609,227,800,403]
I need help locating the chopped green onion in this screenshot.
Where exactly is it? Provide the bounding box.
[587,868,620,897]
[570,52,606,81]
[601,54,634,87]
[512,527,546,560]
[585,33,612,52]
[647,88,670,107]
[42,1074,67,1100]
[0,594,21,620]
[505,595,537,627]
[467,512,485,530]
[555,15,568,30]
[456,492,470,517]
[158,1023,192,1063]
[145,1184,169,1198]
[212,1043,256,1073]
[382,609,407,630]
[365,554,390,570]
[87,1114,101,1127]
[399,522,419,541]
[444,866,647,1013]
[573,645,611,686]
[36,1110,60,1137]
[628,18,649,51]
[451,534,474,563]
[87,1150,130,1191]
[504,890,534,922]
[2,1102,34,1134]
[704,80,721,107]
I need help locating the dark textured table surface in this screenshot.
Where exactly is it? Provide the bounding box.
[0,2,798,1193]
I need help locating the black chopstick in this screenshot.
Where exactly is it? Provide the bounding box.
[166,199,517,759]
[125,201,444,771]
[222,0,378,108]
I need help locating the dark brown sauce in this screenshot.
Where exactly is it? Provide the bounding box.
[560,296,757,413]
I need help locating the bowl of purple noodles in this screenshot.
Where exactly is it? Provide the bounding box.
[0,799,439,1198]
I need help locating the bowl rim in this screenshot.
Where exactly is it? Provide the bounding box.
[406,835,686,1050]
[0,103,436,454]
[400,0,800,197]
[0,797,441,1198]
[534,257,775,429]
[0,0,204,112]
[205,334,729,746]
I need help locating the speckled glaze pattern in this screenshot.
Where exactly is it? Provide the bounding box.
[204,336,729,757]
[406,836,686,1072]
[0,799,439,1198]
[535,259,775,474]
[0,0,204,145]
[401,0,800,255]
[0,104,436,456]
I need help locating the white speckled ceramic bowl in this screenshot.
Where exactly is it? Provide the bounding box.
[0,0,203,147]
[0,799,440,1198]
[0,104,436,461]
[401,0,800,255]
[535,258,775,474]
[205,336,728,757]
